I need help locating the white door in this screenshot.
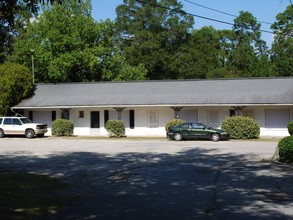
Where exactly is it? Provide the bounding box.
[207,110,219,128]
[148,111,159,135]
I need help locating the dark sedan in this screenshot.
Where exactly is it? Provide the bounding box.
[166,122,229,141]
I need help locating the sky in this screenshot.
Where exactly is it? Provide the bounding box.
[91,0,290,46]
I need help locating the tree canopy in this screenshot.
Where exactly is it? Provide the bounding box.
[0,62,33,116]
[2,0,292,83]
[271,5,293,76]
[0,0,71,63]
[115,0,194,79]
[0,0,292,114]
[11,0,147,82]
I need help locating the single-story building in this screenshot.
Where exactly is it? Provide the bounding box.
[12,78,293,137]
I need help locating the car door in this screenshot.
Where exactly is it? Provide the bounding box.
[3,118,23,135]
[12,118,24,134]
[189,123,209,139]
[3,118,13,134]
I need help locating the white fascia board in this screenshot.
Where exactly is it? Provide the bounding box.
[12,103,293,109]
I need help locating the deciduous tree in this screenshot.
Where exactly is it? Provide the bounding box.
[0,0,69,62]
[0,62,33,115]
[11,0,146,82]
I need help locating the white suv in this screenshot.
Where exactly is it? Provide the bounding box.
[0,116,48,138]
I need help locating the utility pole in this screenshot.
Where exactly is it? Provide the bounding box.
[30,50,35,84]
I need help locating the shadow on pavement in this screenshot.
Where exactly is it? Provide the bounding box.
[0,146,292,220]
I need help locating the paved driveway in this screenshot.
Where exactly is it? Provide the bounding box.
[0,138,292,219]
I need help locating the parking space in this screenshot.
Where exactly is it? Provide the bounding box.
[0,138,292,219]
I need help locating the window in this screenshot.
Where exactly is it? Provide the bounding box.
[230,109,255,118]
[79,111,84,118]
[52,111,56,121]
[130,110,135,129]
[0,118,2,124]
[4,118,12,125]
[180,123,189,129]
[190,123,204,129]
[148,111,159,128]
[12,118,21,125]
[265,109,290,129]
[104,110,109,126]
[91,111,100,128]
[29,111,33,121]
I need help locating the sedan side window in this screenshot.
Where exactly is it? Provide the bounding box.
[191,123,205,129]
[181,124,189,129]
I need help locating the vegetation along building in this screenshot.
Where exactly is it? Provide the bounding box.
[12,78,293,137]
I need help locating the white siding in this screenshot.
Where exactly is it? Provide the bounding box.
[23,106,292,137]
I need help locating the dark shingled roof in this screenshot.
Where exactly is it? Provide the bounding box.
[13,78,293,109]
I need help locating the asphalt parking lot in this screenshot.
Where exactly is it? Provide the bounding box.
[0,138,292,219]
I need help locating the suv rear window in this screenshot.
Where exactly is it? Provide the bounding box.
[0,118,3,125]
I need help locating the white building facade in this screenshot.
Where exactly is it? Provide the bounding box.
[13,78,293,137]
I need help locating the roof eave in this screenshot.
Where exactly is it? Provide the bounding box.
[12,103,293,109]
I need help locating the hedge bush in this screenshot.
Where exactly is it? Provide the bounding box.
[165,119,186,131]
[51,119,74,136]
[221,116,260,139]
[288,121,293,136]
[105,120,125,137]
[278,136,293,164]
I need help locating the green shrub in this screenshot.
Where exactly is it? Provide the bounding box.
[288,121,293,136]
[105,120,125,137]
[278,136,293,164]
[165,119,186,131]
[221,116,260,139]
[51,119,74,136]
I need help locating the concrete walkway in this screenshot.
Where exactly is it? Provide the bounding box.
[0,138,292,219]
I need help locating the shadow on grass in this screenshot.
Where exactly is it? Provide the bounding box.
[0,170,74,219]
[0,146,292,220]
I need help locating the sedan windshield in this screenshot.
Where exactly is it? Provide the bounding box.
[19,118,33,124]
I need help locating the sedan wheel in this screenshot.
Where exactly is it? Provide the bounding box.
[25,129,35,138]
[211,133,220,142]
[174,132,183,141]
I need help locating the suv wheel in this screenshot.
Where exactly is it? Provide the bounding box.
[0,129,4,138]
[25,129,35,138]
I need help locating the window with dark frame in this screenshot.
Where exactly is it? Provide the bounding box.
[104,110,109,126]
[130,110,135,129]
[229,109,235,117]
[52,111,56,121]
[79,111,84,118]
[29,111,33,121]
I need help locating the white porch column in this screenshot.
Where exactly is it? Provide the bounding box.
[233,106,246,116]
[171,107,184,119]
[61,108,71,120]
[114,107,125,120]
